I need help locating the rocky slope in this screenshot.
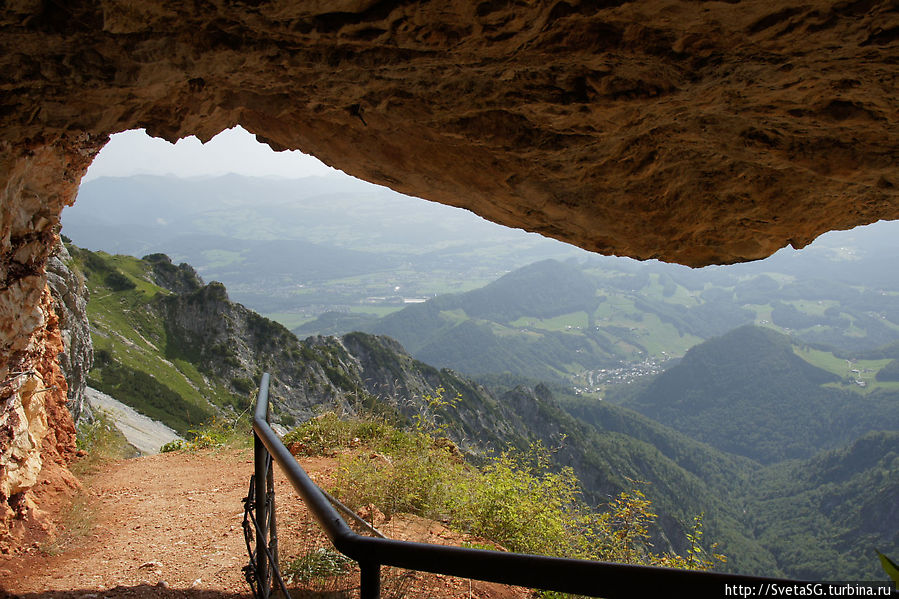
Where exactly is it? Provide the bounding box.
[84,387,180,456]
[46,242,93,423]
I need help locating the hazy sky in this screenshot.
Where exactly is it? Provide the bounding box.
[83,126,340,181]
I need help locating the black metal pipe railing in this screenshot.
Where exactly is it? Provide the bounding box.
[250,372,801,598]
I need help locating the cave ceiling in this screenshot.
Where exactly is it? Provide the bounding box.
[1,0,898,266]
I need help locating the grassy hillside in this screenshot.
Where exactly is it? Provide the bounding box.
[72,246,235,433]
[74,245,394,433]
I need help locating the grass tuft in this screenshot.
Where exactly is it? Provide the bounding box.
[73,411,139,475]
[160,409,253,453]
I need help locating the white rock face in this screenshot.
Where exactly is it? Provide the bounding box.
[46,242,93,423]
[85,387,182,455]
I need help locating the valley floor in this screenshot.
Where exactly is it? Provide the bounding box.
[0,449,529,599]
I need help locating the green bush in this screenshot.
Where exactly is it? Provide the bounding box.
[334,434,462,519]
[158,413,251,453]
[289,414,725,571]
[105,271,136,291]
[160,439,184,453]
[283,411,406,456]
[450,444,589,557]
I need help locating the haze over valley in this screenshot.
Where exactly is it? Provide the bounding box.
[67,173,899,392]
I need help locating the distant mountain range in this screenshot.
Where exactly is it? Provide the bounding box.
[300,247,899,392]
[66,175,899,362]
[69,243,898,580]
[64,174,586,315]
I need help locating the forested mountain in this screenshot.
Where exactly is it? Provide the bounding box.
[299,244,899,395]
[748,431,899,579]
[359,259,623,380]
[619,326,899,464]
[623,326,899,464]
[607,326,899,578]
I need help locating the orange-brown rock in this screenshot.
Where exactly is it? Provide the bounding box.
[0,0,898,546]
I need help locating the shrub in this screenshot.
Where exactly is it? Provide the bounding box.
[158,413,251,453]
[105,271,136,291]
[291,414,725,572]
[283,411,405,457]
[450,443,590,557]
[160,439,184,453]
[75,411,139,473]
[333,434,462,519]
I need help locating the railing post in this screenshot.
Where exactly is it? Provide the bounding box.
[360,561,381,599]
[266,453,279,580]
[254,431,271,598]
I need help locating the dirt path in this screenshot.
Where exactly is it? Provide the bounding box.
[0,449,257,598]
[0,449,530,599]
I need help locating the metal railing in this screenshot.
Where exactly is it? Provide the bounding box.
[247,372,799,598]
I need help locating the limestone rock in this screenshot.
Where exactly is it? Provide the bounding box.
[0,143,85,549]
[143,254,204,295]
[1,1,897,265]
[46,242,93,423]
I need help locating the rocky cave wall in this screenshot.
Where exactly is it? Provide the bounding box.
[47,241,93,424]
[1,0,898,546]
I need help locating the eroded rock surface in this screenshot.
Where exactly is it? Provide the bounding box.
[2,1,898,265]
[47,242,93,423]
[0,0,898,547]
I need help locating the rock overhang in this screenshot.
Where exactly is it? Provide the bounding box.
[2,0,897,267]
